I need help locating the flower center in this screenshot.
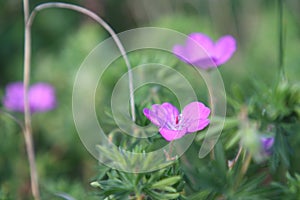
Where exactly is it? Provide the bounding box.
[175,115,179,124]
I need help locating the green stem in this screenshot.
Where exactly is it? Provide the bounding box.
[241,153,252,175]
[0,110,24,130]
[164,141,175,161]
[234,151,252,189]
[278,0,286,82]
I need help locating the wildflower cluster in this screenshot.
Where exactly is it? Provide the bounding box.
[2,82,56,113]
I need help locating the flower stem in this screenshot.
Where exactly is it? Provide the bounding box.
[228,145,242,169]
[241,152,252,175]
[28,2,136,121]
[0,110,25,130]
[23,0,41,199]
[277,0,286,82]
[234,151,252,189]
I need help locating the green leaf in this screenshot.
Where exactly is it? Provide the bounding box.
[213,141,227,174]
[146,189,180,200]
[150,176,181,189]
[159,186,177,193]
[187,190,212,200]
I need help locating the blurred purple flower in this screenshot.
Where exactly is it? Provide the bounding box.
[2,82,56,113]
[143,102,210,141]
[173,33,236,69]
[261,137,274,156]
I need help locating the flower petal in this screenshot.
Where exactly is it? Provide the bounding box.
[173,44,190,64]
[192,57,217,69]
[29,83,56,112]
[261,137,274,151]
[214,35,236,65]
[187,33,214,56]
[186,33,214,64]
[159,127,186,141]
[182,102,210,120]
[161,102,179,125]
[143,107,163,127]
[173,33,215,68]
[143,103,179,127]
[181,102,210,132]
[2,82,24,112]
[187,119,210,133]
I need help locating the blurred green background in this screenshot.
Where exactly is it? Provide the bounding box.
[0,0,299,199]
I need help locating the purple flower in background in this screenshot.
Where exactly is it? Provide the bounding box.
[173,33,236,69]
[260,137,274,156]
[28,83,56,112]
[2,82,24,112]
[143,102,210,141]
[2,82,56,113]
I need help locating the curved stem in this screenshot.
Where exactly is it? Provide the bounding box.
[22,3,135,198]
[0,110,25,130]
[23,0,41,199]
[27,2,136,121]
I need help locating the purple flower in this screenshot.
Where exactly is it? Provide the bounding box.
[173,33,236,69]
[143,102,210,141]
[260,137,274,156]
[2,82,56,113]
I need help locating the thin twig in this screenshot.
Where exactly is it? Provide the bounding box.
[0,110,25,130]
[23,0,29,23]
[27,2,136,121]
[228,145,242,170]
[23,0,41,199]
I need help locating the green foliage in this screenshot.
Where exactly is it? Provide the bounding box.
[1,0,300,199]
[249,81,300,123]
[41,179,98,200]
[273,173,300,199]
[186,142,280,200]
[247,80,300,173]
[91,162,184,200]
[0,187,11,200]
[191,76,300,199]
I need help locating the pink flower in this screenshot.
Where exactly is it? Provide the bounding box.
[143,102,210,141]
[173,33,236,69]
[2,82,56,113]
